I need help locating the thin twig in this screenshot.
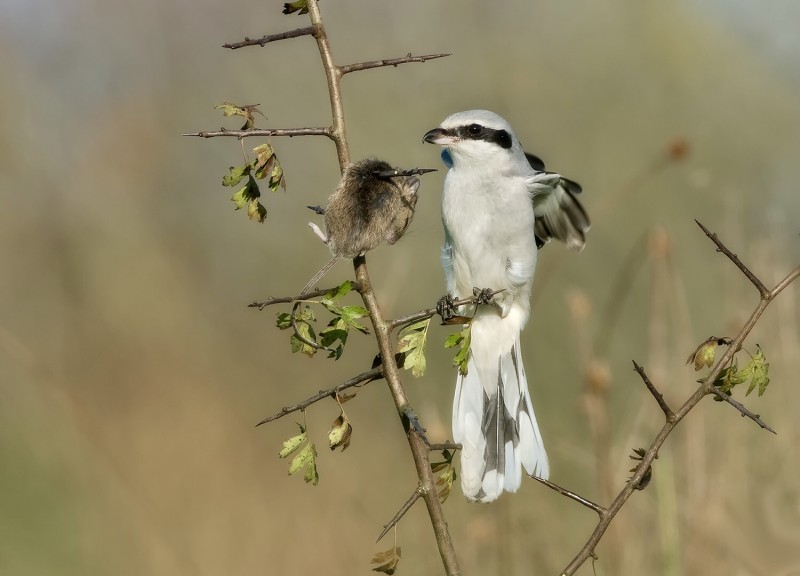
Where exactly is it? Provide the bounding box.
[632,360,675,420]
[255,367,382,426]
[428,442,460,452]
[376,487,423,542]
[182,127,333,139]
[223,26,315,49]
[695,220,769,298]
[340,53,451,75]
[531,476,606,517]
[709,387,777,434]
[248,283,362,310]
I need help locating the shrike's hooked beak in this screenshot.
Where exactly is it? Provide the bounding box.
[423,127,455,145]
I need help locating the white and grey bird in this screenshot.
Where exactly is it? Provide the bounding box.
[423,110,590,502]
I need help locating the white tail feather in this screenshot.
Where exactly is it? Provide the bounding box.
[453,308,548,502]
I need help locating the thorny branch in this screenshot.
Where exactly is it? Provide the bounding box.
[559,222,798,576]
[197,2,461,574]
[340,53,451,75]
[709,386,777,434]
[183,127,333,139]
[255,367,382,426]
[223,26,315,49]
[376,487,423,543]
[248,284,362,310]
[632,360,675,420]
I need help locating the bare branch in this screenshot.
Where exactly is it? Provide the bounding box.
[695,220,769,298]
[182,127,333,139]
[340,53,451,75]
[709,387,777,434]
[255,367,382,426]
[531,476,606,517]
[771,265,800,299]
[222,26,315,49]
[632,360,675,421]
[376,487,423,542]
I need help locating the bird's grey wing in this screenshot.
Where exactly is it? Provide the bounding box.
[525,171,590,252]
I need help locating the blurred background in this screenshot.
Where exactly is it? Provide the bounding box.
[1,0,799,574]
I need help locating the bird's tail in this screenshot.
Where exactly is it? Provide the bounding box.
[452,307,549,502]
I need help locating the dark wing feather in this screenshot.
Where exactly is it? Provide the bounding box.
[525,163,590,252]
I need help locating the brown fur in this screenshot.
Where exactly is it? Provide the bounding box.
[323,158,420,258]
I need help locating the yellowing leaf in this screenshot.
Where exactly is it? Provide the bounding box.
[686,336,731,371]
[214,102,265,129]
[328,412,353,451]
[288,442,315,475]
[247,198,267,223]
[279,426,307,458]
[397,318,431,377]
[371,545,401,575]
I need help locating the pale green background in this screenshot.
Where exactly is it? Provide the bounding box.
[1,1,799,575]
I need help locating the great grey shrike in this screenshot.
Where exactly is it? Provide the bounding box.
[423,109,590,502]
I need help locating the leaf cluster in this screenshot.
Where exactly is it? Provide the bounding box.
[219,117,286,223]
[430,449,457,503]
[277,282,369,359]
[279,423,319,485]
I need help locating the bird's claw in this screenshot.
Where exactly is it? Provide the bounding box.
[472,287,496,305]
[436,294,457,320]
[401,406,430,446]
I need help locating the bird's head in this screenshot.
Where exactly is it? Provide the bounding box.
[422,110,525,170]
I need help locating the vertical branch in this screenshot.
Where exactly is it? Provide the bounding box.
[307,0,349,169]
[354,257,461,576]
[302,2,460,573]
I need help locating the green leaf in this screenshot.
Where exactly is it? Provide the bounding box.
[445,325,472,376]
[371,545,401,575]
[323,281,354,305]
[320,317,348,360]
[746,347,770,396]
[328,412,352,451]
[339,305,369,333]
[397,318,431,378]
[282,0,310,15]
[222,165,249,187]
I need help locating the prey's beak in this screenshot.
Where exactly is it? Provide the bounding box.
[423,127,453,145]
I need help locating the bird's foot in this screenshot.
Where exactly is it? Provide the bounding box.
[436,294,457,320]
[472,287,504,315]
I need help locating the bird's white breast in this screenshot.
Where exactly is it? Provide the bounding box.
[442,166,538,312]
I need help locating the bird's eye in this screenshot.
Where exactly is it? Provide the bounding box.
[467,124,482,135]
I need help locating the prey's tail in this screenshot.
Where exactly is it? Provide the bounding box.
[452,307,549,502]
